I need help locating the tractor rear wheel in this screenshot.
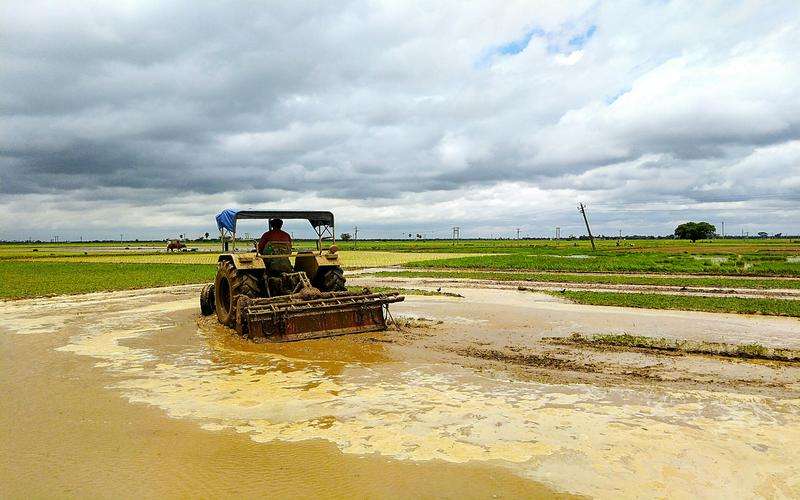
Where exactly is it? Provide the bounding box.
[320,268,346,292]
[214,260,261,327]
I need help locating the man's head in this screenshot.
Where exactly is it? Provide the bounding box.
[269,218,283,230]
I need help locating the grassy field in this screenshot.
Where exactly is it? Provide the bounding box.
[0,262,216,299]
[405,249,800,276]
[374,270,800,289]
[23,250,480,268]
[1,239,799,311]
[0,243,480,299]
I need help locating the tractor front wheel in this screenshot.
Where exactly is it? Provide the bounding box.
[214,260,261,327]
[320,268,347,292]
[200,283,215,315]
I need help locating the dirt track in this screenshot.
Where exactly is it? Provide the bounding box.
[2,283,799,498]
[352,269,800,300]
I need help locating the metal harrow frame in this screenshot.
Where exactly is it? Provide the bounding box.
[235,291,405,341]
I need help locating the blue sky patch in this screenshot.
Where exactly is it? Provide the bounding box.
[497,27,546,55]
[568,25,597,48]
[477,23,598,67]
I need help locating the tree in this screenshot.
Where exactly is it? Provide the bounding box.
[340,233,352,241]
[674,222,716,242]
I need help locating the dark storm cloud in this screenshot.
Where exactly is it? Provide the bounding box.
[1,0,799,238]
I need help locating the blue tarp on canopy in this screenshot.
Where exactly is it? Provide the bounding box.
[215,209,239,232]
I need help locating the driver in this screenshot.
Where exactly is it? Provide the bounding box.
[257,218,292,254]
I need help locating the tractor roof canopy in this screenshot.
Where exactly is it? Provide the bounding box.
[215,209,334,233]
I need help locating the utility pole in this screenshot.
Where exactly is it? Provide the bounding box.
[516,228,520,240]
[452,227,460,245]
[555,227,560,240]
[578,202,596,251]
[353,226,358,249]
[721,221,725,238]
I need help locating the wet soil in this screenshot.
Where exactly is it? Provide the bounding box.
[2,283,800,498]
[0,286,567,499]
[357,272,800,300]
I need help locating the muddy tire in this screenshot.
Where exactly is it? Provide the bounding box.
[200,283,215,315]
[320,268,346,292]
[214,260,261,327]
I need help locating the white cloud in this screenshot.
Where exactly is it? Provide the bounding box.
[1,0,799,239]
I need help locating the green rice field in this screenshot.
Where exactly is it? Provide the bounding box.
[1,239,799,315]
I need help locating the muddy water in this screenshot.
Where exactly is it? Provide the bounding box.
[0,287,561,498]
[2,286,800,498]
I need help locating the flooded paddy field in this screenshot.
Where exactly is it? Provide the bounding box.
[2,283,799,498]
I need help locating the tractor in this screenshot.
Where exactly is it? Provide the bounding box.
[199,209,403,342]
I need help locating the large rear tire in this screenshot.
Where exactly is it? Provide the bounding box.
[214,260,261,327]
[320,267,346,292]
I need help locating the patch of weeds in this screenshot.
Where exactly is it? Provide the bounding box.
[735,343,768,358]
[551,333,800,362]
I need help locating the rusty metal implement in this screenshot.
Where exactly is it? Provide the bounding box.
[235,290,405,342]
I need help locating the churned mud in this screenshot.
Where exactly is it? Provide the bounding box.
[2,282,800,498]
[357,269,800,300]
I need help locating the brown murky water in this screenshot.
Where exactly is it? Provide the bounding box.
[2,285,800,498]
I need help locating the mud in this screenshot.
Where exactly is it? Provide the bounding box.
[550,333,800,362]
[361,273,800,300]
[2,283,800,498]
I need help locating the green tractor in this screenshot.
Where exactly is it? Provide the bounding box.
[199,209,403,342]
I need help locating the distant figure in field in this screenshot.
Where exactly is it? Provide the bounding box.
[257,218,292,254]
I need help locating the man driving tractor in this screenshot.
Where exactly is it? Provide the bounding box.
[257,218,292,254]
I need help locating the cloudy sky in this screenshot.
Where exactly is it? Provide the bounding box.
[1,0,799,240]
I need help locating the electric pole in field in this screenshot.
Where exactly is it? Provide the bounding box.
[555,227,560,240]
[516,228,520,240]
[353,226,358,249]
[452,227,460,245]
[721,221,725,238]
[577,202,596,251]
